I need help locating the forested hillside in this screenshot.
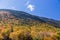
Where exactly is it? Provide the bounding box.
[0,9,60,40]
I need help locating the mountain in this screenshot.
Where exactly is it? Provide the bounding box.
[0,9,60,40]
[0,9,60,27]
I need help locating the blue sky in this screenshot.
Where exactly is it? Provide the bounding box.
[0,0,60,20]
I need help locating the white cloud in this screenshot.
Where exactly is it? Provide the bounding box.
[25,0,35,11]
[25,1,29,5]
[27,4,34,11]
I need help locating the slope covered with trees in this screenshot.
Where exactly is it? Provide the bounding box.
[0,9,60,40]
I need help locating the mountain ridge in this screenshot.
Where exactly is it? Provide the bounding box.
[0,9,60,27]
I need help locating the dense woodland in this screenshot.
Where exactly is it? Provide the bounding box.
[0,18,60,40]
